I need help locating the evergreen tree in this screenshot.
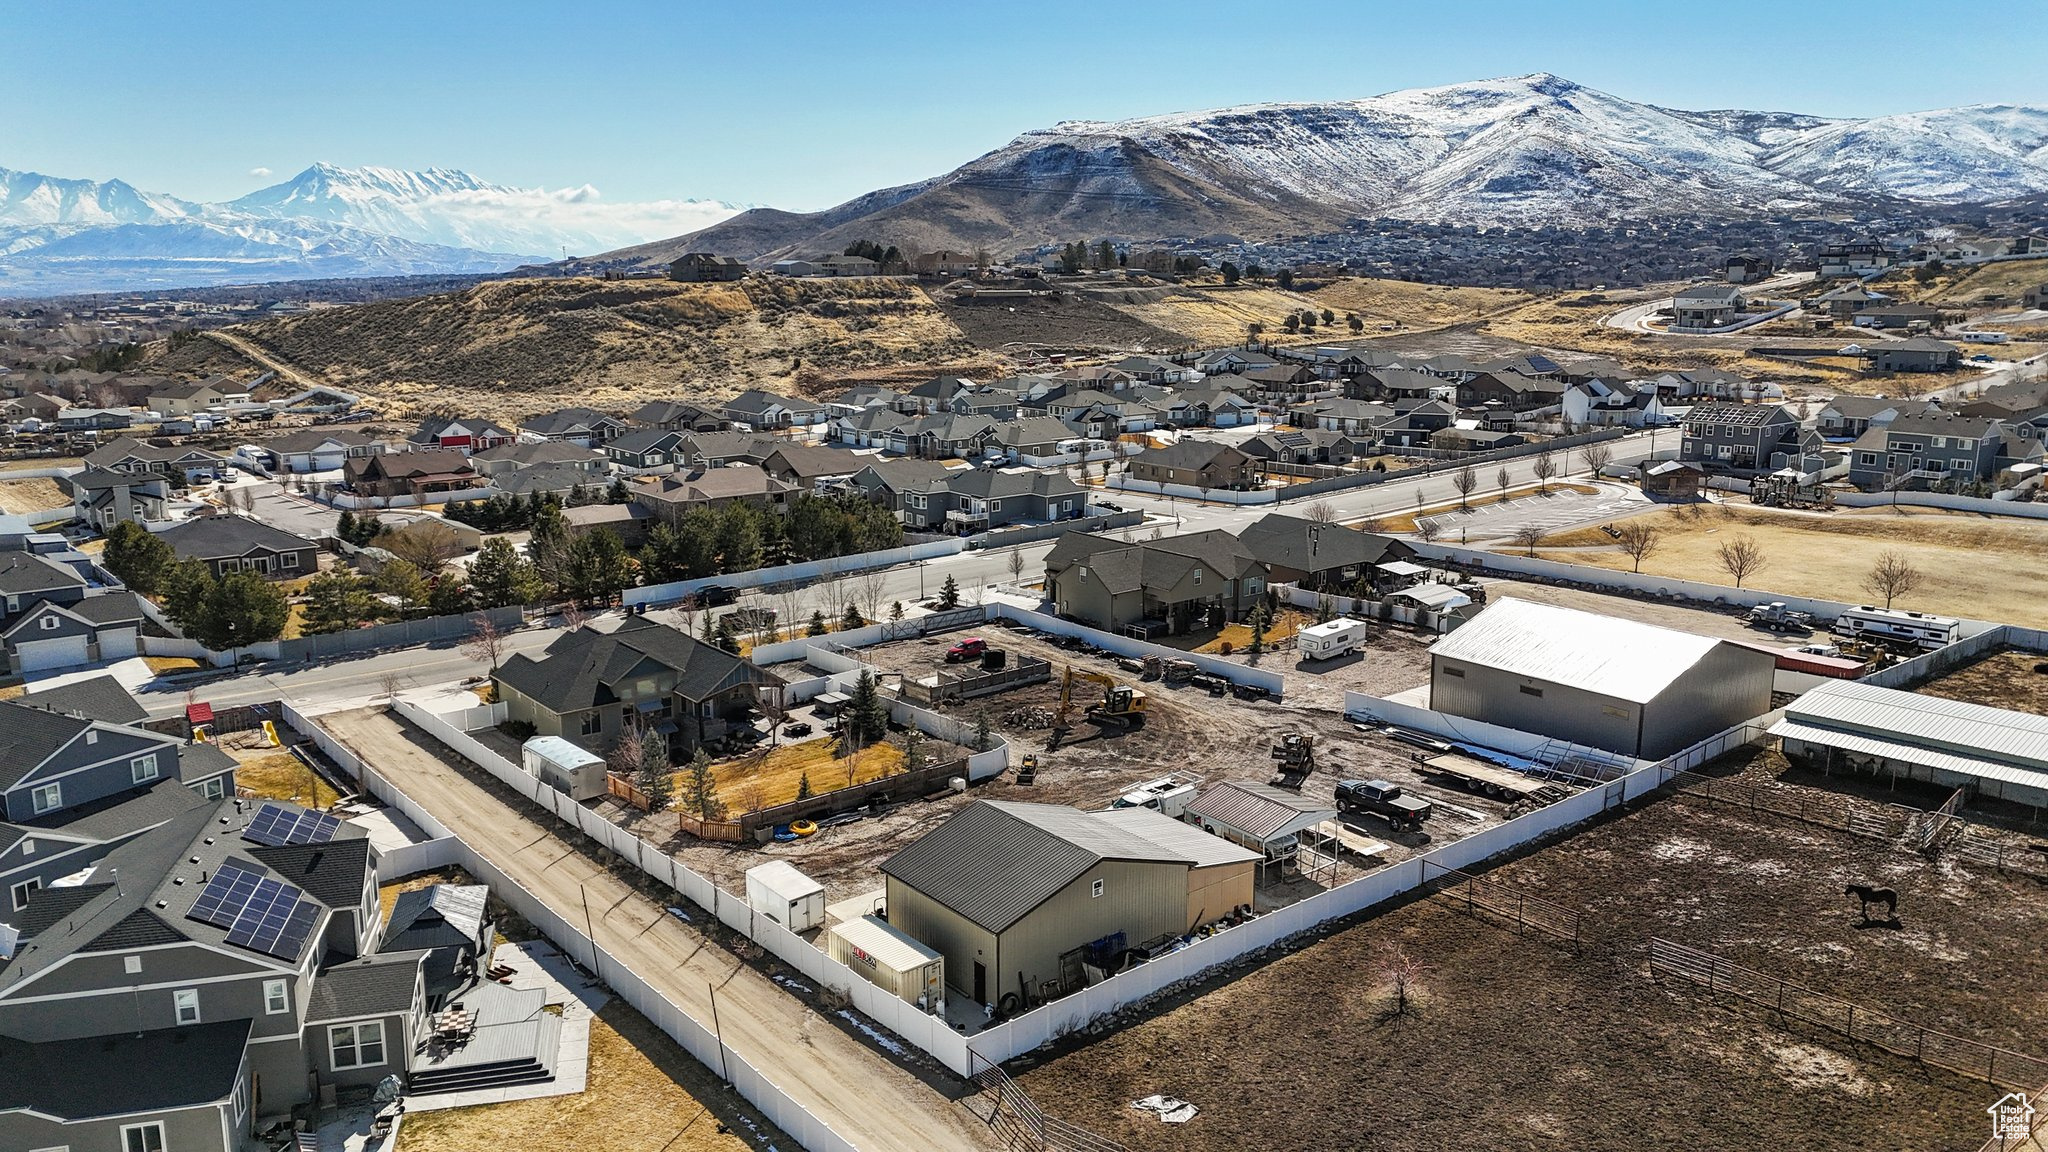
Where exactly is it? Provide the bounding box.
[428,570,474,616]
[102,521,176,596]
[374,559,430,617]
[607,478,630,504]
[846,669,889,748]
[636,729,674,812]
[889,601,904,621]
[938,574,960,609]
[302,568,383,634]
[902,727,925,773]
[972,714,992,753]
[795,771,813,801]
[173,569,290,653]
[841,602,865,630]
[469,537,543,608]
[807,610,829,637]
[527,503,572,592]
[682,747,723,820]
[1219,261,1240,285]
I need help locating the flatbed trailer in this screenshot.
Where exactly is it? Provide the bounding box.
[1419,753,1571,805]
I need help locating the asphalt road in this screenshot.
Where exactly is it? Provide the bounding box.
[321,707,998,1152]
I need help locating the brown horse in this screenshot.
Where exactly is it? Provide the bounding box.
[1845,883,1897,922]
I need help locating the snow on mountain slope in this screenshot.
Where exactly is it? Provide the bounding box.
[1761,104,2048,201]
[0,167,206,227]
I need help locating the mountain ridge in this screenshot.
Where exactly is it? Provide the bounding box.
[606,73,2048,268]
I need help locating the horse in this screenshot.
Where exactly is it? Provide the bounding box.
[1845,883,1898,922]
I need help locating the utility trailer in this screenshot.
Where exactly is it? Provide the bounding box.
[1419,753,1571,805]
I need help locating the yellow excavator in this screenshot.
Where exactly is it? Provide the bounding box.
[1049,666,1148,747]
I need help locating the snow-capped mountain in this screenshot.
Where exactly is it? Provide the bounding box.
[656,73,2048,264]
[0,163,743,295]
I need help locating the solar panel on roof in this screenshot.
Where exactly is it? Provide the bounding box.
[187,859,320,961]
[243,803,341,848]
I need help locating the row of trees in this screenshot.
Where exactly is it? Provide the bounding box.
[444,484,629,533]
[103,523,290,652]
[638,495,902,585]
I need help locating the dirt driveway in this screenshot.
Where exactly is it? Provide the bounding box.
[320,707,998,1152]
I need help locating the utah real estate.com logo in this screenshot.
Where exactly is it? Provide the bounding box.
[1989,1091,2037,1145]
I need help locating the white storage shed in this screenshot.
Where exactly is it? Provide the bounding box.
[829,913,945,1012]
[746,861,827,932]
[521,735,608,802]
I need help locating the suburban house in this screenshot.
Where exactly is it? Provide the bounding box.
[722,390,827,431]
[902,376,980,415]
[629,400,728,433]
[813,254,880,277]
[1852,303,1946,331]
[490,463,605,500]
[2,589,150,675]
[470,440,608,478]
[381,884,493,1001]
[1671,284,1746,328]
[70,468,170,529]
[409,417,515,453]
[14,673,151,724]
[247,428,387,474]
[630,465,793,516]
[82,438,228,485]
[517,408,629,447]
[1816,396,1924,440]
[563,503,656,547]
[1455,371,1567,412]
[159,515,321,578]
[1108,355,1189,384]
[150,377,251,415]
[1429,428,1527,452]
[1166,387,1259,428]
[911,250,978,278]
[1814,241,1893,278]
[494,616,781,757]
[1239,428,1358,466]
[1196,350,1278,376]
[1958,379,2048,427]
[1043,529,1269,635]
[989,416,1080,463]
[830,406,919,451]
[1233,513,1416,591]
[880,800,1200,1009]
[1288,398,1398,436]
[1560,381,1668,428]
[901,468,1088,535]
[1236,364,1323,404]
[2026,283,2047,310]
[343,450,480,500]
[669,253,748,281]
[678,431,772,469]
[1870,337,1962,374]
[605,428,691,475]
[1812,283,1888,318]
[754,442,871,490]
[1725,255,1771,283]
[1846,412,2015,489]
[1678,403,1802,471]
[849,458,961,516]
[1127,441,1258,490]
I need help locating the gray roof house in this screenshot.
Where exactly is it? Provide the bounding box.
[2,590,150,676]
[471,440,609,477]
[159,515,321,579]
[382,884,492,1002]
[70,468,170,530]
[1870,336,1962,374]
[517,407,629,447]
[628,399,728,433]
[721,390,826,430]
[901,468,1089,535]
[1671,284,1745,328]
[1846,412,2013,489]
[1679,402,1802,471]
[1127,441,1259,490]
[15,673,149,724]
[1043,529,1269,636]
[1234,513,1416,590]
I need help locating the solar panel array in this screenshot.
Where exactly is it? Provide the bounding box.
[186,859,321,961]
[242,803,342,848]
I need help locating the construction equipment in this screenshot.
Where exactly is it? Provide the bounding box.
[1049,666,1149,746]
[1162,659,1198,686]
[1014,754,1039,786]
[1746,602,1815,633]
[1750,472,1834,509]
[1269,732,1319,789]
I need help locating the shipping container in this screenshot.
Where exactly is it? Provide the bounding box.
[829,914,945,1012]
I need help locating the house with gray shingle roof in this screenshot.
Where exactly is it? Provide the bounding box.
[159,514,320,579]
[1043,528,1268,635]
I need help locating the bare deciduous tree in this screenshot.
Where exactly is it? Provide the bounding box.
[458,614,505,673]
[380,521,465,570]
[1714,535,1769,589]
[1496,466,1512,502]
[1582,442,1614,478]
[853,570,889,625]
[1452,465,1478,510]
[1614,521,1661,573]
[1415,518,1443,545]
[1356,514,1388,534]
[1531,451,1558,495]
[1863,550,1923,609]
[1006,548,1027,587]
[1379,945,1431,1018]
[1511,524,1547,557]
[1305,499,1338,525]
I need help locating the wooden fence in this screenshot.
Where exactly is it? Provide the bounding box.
[1649,938,2048,1091]
[1671,770,1909,841]
[1421,860,1583,950]
[970,1051,1127,1152]
[602,774,748,841]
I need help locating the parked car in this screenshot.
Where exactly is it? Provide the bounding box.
[945,637,989,663]
[695,584,739,607]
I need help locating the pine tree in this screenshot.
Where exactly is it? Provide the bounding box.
[807,610,829,637]
[795,772,813,801]
[889,601,905,621]
[841,602,865,630]
[636,729,674,812]
[938,574,960,609]
[972,714,992,753]
[683,747,723,820]
[902,727,925,773]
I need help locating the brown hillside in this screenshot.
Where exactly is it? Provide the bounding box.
[142,276,988,418]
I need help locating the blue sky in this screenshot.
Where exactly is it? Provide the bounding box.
[6,0,2045,210]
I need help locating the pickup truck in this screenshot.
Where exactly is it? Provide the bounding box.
[1747,602,1814,633]
[1335,778,1433,833]
[945,637,989,663]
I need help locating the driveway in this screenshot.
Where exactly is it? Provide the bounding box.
[318,708,999,1152]
[244,482,342,541]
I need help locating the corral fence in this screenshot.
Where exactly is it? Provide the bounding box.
[1649,937,2048,1091]
[1671,769,1909,841]
[1420,860,1583,951]
[969,1052,1128,1152]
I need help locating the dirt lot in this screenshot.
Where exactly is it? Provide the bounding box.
[1912,648,2048,717]
[1534,502,2048,626]
[0,476,68,515]
[1016,762,2048,1151]
[684,626,1536,909]
[1479,578,1808,645]
[1308,277,1530,330]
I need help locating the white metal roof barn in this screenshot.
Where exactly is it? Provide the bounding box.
[1427,599,1776,758]
[1769,679,2048,808]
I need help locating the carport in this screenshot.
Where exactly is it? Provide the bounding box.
[1183,781,1337,883]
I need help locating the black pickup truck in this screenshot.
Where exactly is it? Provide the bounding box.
[1335,778,1434,833]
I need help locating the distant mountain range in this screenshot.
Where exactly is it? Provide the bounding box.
[0,163,742,295]
[587,73,2048,270]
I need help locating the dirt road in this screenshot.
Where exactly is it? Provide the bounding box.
[322,707,997,1152]
[203,328,323,392]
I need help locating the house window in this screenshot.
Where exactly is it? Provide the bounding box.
[18,838,30,856]
[1859,453,1878,466]
[1192,569,1203,586]
[1091,879,1105,898]
[283,552,300,569]
[10,877,39,911]
[199,776,227,800]
[264,979,290,1015]
[121,1124,167,1152]
[174,988,201,1024]
[1518,685,1545,698]
[579,713,602,736]
[330,1021,387,1070]
[38,615,57,631]
[132,755,159,784]
[124,955,142,974]
[29,782,61,815]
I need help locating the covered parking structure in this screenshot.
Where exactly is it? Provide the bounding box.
[1182,781,1337,884]
[1770,679,2048,809]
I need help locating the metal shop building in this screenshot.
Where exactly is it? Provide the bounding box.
[1771,679,2048,809]
[1426,599,1776,759]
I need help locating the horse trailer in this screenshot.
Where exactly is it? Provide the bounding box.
[1831,606,1959,651]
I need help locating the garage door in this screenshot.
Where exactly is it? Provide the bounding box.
[14,634,90,673]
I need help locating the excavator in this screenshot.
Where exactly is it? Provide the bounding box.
[1048,666,1148,748]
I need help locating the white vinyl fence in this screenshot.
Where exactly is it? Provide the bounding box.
[990,603,1288,698]
[627,539,967,609]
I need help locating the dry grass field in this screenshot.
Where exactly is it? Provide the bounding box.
[1309,276,1530,329]
[0,476,69,515]
[230,747,342,808]
[1893,255,2048,310]
[1103,285,1330,346]
[703,736,910,815]
[1532,503,2048,625]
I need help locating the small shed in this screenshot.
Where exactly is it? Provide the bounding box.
[746,861,827,932]
[1640,459,1706,500]
[522,736,607,801]
[829,914,945,1011]
[382,884,493,1002]
[1181,781,1336,879]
